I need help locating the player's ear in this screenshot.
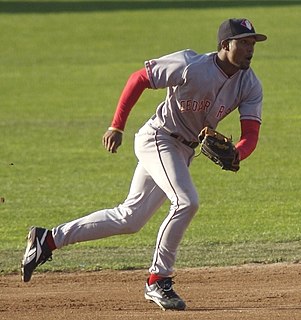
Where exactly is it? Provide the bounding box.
[221,40,230,51]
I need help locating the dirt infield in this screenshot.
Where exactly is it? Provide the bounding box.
[1,263,301,320]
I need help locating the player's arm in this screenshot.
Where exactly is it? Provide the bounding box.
[235,119,260,160]
[102,68,151,153]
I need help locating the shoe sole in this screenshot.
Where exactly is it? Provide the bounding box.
[144,293,186,311]
[145,293,167,311]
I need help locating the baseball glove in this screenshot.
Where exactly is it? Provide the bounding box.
[198,127,240,172]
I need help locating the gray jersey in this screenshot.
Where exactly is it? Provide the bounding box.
[145,49,263,142]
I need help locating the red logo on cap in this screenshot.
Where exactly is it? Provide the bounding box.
[241,19,253,31]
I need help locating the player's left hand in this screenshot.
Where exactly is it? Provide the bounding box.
[102,130,123,153]
[198,127,240,172]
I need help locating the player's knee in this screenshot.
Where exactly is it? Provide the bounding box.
[121,217,144,234]
[172,194,199,217]
[187,198,199,216]
[122,223,143,234]
[172,189,198,206]
[180,194,199,217]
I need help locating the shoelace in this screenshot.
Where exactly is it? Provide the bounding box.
[158,278,180,299]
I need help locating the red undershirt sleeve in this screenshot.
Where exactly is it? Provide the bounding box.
[110,67,151,131]
[235,119,261,161]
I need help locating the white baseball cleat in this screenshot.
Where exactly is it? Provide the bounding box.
[21,227,52,282]
[144,277,186,311]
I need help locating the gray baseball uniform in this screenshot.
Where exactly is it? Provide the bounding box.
[52,49,263,276]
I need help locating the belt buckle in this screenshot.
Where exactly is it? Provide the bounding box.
[170,133,198,149]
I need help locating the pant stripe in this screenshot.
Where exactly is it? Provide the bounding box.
[150,130,180,274]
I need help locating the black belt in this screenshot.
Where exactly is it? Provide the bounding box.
[170,133,199,149]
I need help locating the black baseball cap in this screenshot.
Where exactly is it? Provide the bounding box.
[218,18,267,44]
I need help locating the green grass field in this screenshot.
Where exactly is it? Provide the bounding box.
[1,0,301,274]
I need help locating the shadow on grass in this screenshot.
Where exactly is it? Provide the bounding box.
[0,1,301,14]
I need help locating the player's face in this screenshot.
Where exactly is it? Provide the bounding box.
[228,37,256,70]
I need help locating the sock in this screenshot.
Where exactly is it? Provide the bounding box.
[148,274,165,285]
[46,231,57,251]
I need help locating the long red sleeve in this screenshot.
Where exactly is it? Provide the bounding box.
[110,68,151,131]
[235,119,261,161]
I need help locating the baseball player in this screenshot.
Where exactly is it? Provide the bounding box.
[21,18,267,311]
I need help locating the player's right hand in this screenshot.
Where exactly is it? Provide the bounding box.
[102,130,123,153]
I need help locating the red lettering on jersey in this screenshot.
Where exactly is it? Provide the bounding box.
[187,100,192,111]
[216,105,225,118]
[192,100,198,111]
[197,100,210,112]
[179,99,211,113]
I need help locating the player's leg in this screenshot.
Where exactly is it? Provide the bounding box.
[52,162,166,248]
[21,162,166,282]
[135,126,199,310]
[135,127,199,276]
